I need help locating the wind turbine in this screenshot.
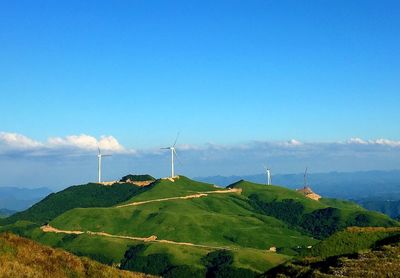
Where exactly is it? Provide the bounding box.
[304,167,308,188]
[161,133,180,179]
[264,166,272,185]
[97,147,111,183]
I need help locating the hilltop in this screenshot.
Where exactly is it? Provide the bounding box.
[0,182,148,225]
[0,232,150,278]
[0,176,398,276]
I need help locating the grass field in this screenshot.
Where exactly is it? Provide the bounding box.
[50,193,316,250]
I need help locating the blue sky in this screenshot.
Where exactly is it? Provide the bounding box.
[0,1,400,187]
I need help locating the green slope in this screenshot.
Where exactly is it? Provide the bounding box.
[50,193,315,249]
[1,182,146,225]
[266,227,400,277]
[305,227,400,258]
[230,180,398,239]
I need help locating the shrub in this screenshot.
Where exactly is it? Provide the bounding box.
[201,250,257,278]
[164,265,205,278]
[300,207,343,239]
[249,195,305,226]
[120,174,155,182]
[120,244,173,276]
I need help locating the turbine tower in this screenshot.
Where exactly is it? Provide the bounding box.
[267,168,272,185]
[161,133,179,178]
[304,167,308,188]
[264,166,272,185]
[97,147,111,183]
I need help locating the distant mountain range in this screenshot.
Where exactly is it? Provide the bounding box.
[0,208,16,218]
[0,186,52,211]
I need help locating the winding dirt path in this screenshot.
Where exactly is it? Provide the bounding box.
[41,224,232,250]
[116,188,241,208]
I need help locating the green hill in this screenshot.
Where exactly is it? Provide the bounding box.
[1,176,398,276]
[230,180,398,239]
[0,182,146,225]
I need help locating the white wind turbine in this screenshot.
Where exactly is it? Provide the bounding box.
[97,147,111,183]
[161,133,180,179]
[264,165,272,185]
[303,167,308,188]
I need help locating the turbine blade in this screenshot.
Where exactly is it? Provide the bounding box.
[174,149,183,166]
[173,132,180,147]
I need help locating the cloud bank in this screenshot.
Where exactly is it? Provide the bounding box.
[1,131,400,188]
[0,132,130,156]
[1,132,400,159]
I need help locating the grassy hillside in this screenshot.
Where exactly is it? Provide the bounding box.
[305,227,400,258]
[50,193,316,250]
[266,228,400,277]
[1,183,146,225]
[230,180,398,239]
[2,176,399,276]
[229,180,326,212]
[12,226,288,274]
[0,232,150,278]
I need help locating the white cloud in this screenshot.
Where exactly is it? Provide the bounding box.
[0,132,130,155]
[348,137,368,145]
[47,134,126,152]
[48,134,98,150]
[0,132,42,149]
[285,139,303,146]
[374,138,400,147]
[347,137,400,147]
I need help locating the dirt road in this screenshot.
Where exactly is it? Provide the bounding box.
[40,224,232,250]
[116,188,241,208]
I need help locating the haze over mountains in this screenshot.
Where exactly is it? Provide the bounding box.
[0,187,52,211]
